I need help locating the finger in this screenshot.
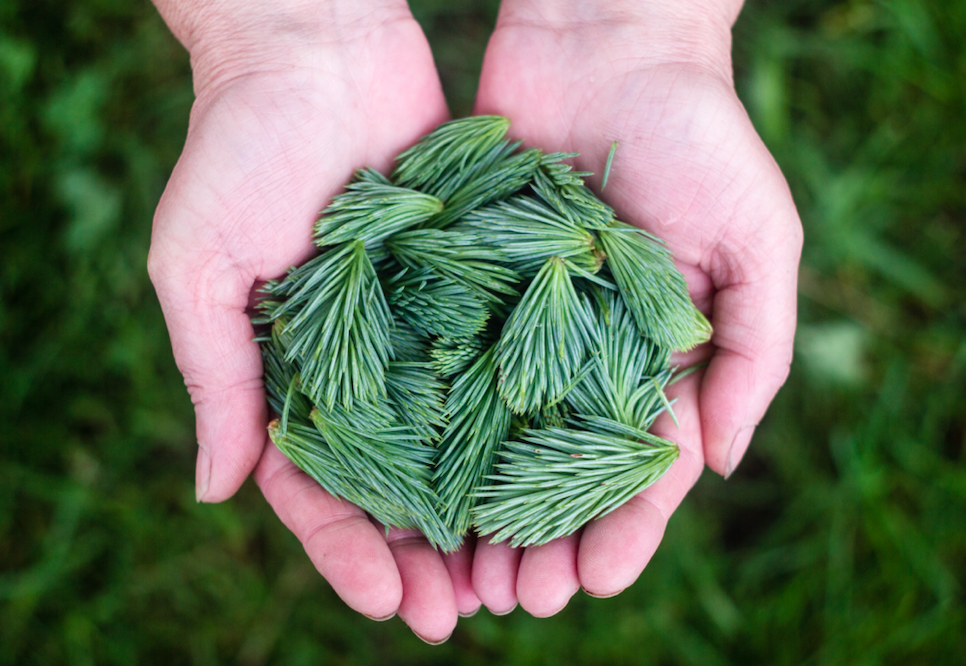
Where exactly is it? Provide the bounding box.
[578,370,705,597]
[385,528,458,644]
[442,536,482,617]
[701,197,802,477]
[471,538,523,615]
[148,247,266,503]
[254,443,402,619]
[516,532,581,617]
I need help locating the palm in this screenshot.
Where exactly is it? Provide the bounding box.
[471,22,801,615]
[149,19,474,641]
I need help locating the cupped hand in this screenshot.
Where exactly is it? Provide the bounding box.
[148,1,479,640]
[471,0,802,617]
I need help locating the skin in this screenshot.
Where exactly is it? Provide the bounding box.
[149,0,801,643]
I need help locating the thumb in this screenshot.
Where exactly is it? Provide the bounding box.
[148,245,267,502]
[701,194,802,478]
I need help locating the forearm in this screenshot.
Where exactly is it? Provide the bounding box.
[151,0,411,92]
[494,0,742,78]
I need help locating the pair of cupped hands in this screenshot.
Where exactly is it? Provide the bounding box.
[148,0,801,644]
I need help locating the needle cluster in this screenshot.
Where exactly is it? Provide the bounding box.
[255,116,711,552]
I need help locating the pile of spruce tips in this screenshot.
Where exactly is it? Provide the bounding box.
[256,116,711,552]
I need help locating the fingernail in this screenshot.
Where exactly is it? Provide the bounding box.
[489,603,517,616]
[195,446,211,502]
[414,631,452,646]
[458,608,480,618]
[364,612,395,622]
[583,587,625,599]
[725,426,756,479]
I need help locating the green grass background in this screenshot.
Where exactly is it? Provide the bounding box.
[2,0,964,663]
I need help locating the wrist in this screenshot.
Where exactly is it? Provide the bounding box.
[152,0,413,95]
[494,0,741,81]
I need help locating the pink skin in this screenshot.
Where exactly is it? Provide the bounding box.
[469,3,802,617]
[148,2,476,642]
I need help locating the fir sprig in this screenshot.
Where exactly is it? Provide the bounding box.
[385,361,448,444]
[496,257,598,415]
[565,288,676,430]
[310,404,460,551]
[388,316,428,363]
[392,115,511,196]
[433,346,512,535]
[386,228,519,303]
[425,146,544,229]
[387,267,489,340]
[263,241,393,410]
[472,416,679,548]
[430,336,484,378]
[598,221,712,351]
[313,181,443,248]
[462,196,604,277]
[533,154,615,228]
[269,420,416,529]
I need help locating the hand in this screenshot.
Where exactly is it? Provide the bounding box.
[148,0,480,641]
[471,0,802,616]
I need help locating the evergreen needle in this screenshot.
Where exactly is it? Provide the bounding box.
[433,345,512,535]
[496,257,598,415]
[462,196,605,277]
[602,141,618,190]
[264,241,394,410]
[599,220,713,351]
[385,361,448,444]
[431,336,484,378]
[566,288,677,430]
[386,228,519,303]
[392,115,511,195]
[472,417,679,548]
[314,182,443,248]
[387,267,489,340]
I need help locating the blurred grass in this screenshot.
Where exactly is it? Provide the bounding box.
[1,0,964,663]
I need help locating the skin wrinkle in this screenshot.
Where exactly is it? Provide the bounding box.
[494,9,733,79]
[185,5,414,95]
[384,527,431,546]
[185,373,265,406]
[301,511,373,551]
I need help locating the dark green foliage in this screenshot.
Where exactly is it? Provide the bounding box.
[308,406,460,552]
[388,316,428,362]
[424,145,544,229]
[392,115,511,195]
[566,288,675,430]
[534,153,615,227]
[384,361,448,443]
[430,335,484,377]
[387,267,489,339]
